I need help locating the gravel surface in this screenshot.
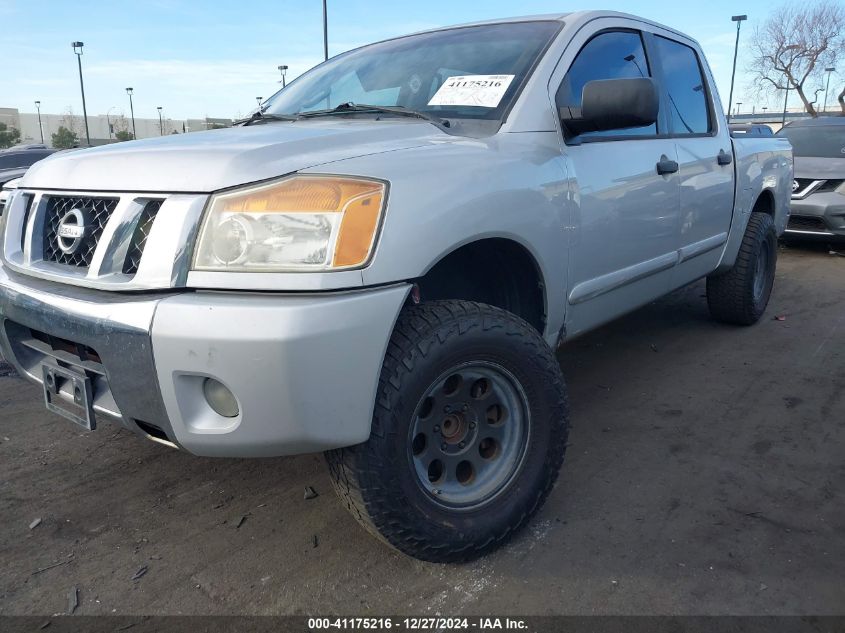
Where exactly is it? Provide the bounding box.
[0,243,843,616]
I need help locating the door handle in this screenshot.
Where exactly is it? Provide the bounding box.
[656,156,679,175]
[717,149,733,166]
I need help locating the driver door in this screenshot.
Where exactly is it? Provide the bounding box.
[552,28,681,336]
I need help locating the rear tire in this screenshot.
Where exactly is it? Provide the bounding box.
[326,300,569,562]
[707,211,777,325]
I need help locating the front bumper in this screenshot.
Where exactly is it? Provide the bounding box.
[0,264,410,457]
[786,192,845,238]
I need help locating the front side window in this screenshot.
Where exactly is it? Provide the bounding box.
[263,21,561,122]
[556,30,657,138]
[653,36,711,135]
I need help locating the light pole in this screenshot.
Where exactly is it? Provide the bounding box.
[278,64,288,87]
[823,67,835,113]
[126,88,136,139]
[727,15,747,123]
[157,106,163,135]
[71,41,91,145]
[322,0,328,61]
[34,100,44,144]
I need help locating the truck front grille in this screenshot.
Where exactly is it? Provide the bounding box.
[42,196,119,268]
[4,188,205,289]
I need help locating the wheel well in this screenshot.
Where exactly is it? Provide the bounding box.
[415,239,546,334]
[753,190,775,217]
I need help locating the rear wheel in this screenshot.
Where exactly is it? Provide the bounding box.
[326,300,569,562]
[707,211,777,325]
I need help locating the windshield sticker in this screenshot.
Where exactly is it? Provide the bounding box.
[427,75,515,108]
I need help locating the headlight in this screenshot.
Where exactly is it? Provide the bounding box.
[193,175,387,271]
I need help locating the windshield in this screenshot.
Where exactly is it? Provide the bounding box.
[263,21,560,122]
[776,125,845,158]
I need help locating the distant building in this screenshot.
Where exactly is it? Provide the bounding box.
[0,107,233,147]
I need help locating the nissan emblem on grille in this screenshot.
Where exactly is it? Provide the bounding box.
[42,196,119,268]
[56,208,90,255]
[792,179,800,193]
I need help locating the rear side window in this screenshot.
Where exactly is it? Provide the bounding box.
[653,36,711,135]
[556,30,657,138]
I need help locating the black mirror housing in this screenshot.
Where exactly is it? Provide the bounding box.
[562,77,659,136]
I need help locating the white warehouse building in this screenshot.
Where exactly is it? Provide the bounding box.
[0,107,233,147]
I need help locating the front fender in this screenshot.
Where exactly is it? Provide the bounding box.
[305,132,572,344]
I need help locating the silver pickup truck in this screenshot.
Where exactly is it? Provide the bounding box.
[0,11,791,562]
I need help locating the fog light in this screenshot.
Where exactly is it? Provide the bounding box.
[202,378,239,418]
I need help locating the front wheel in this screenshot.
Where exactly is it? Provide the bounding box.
[707,211,777,325]
[326,300,569,562]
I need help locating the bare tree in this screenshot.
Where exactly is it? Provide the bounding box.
[60,107,86,138]
[111,114,130,135]
[749,1,845,117]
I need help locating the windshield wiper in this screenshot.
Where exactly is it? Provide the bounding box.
[296,103,451,129]
[234,110,299,126]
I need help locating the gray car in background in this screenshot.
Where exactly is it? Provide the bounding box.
[0,146,59,212]
[0,145,57,188]
[778,117,845,240]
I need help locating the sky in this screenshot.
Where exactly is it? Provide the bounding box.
[3,0,839,122]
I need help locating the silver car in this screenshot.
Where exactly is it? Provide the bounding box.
[779,117,845,240]
[0,11,791,561]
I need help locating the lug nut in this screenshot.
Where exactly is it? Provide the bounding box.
[462,404,468,412]
[469,422,476,429]
[458,441,465,449]
[433,425,440,433]
[441,443,447,451]
[444,405,452,413]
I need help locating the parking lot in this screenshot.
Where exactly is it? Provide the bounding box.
[0,243,842,616]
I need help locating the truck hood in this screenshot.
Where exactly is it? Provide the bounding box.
[21,119,444,193]
[793,156,845,180]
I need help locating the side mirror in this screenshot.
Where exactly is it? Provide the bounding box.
[561,77,658,136]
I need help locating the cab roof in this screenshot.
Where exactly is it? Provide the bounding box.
[406,11,695,48]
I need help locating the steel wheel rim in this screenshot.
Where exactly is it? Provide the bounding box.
[408,360,530,510]
[753,239,771,301]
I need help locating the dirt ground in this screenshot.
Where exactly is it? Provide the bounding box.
[0,244,843,616]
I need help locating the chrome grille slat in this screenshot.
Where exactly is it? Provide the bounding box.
[19,194,34,252]
[123,200,163,275]
[42,196,119,268]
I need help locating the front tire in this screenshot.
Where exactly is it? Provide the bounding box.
[326,300,569,562]
[707,211,777,325]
